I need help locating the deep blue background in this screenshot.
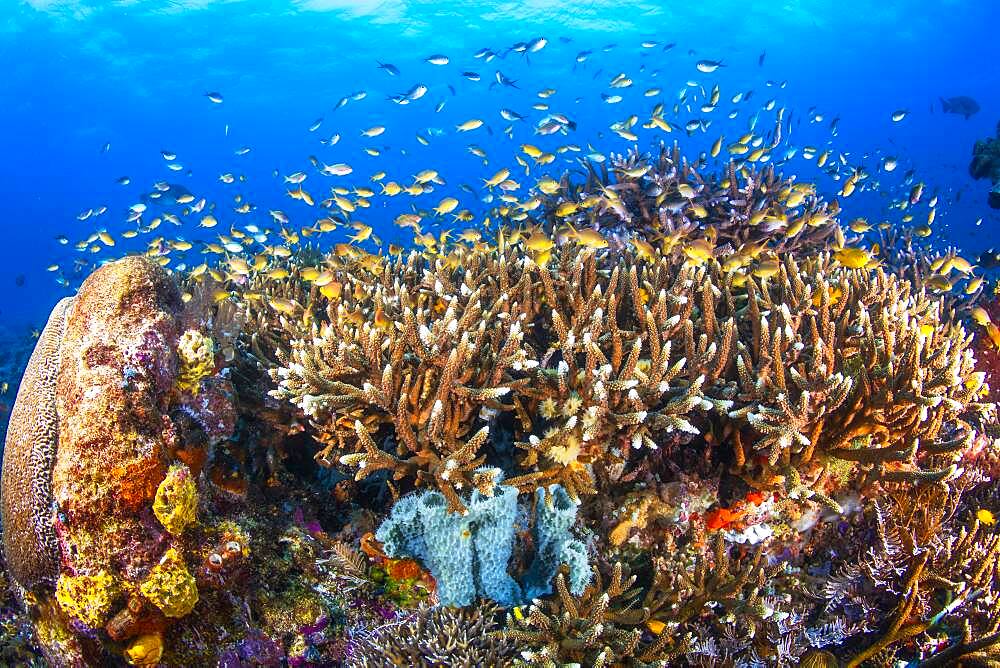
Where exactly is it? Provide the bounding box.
[1,0,998,334]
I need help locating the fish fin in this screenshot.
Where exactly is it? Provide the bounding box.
[940,97,950,113]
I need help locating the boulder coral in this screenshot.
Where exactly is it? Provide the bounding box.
[1,297,71,592]
[52,254,185,524]
[1,256,236,664]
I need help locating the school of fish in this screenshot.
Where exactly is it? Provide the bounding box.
[58,36,993,346]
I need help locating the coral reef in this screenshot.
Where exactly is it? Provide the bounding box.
[1,143,999,666]
[520,142,844,257]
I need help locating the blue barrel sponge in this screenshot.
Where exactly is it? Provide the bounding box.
[416,490,477,606]
[375,493,427,560]
[522,484,591,600]
[375,473,589,607]
[376,490,478,606]
[470,483,522,606]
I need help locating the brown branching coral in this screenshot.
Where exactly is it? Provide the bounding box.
[265,249,535,512]
[352,602,516,667]
[807,478,1000,667]
[504,563,666,667]
[504,543,773,665]
[723,254,988,494]
[520,140,845,260]
[259,239,988,520]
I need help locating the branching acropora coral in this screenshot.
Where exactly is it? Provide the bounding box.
[152,463,198,535]
[505,563,676,667]
[353,602,516,667]
[262,238,988,515]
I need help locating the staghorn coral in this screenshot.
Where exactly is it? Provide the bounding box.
[352,601,516,667]
[246,233,996,665]
[505,562,678,667]
[264,239,987,516]
[503,534,796,665]
[830,482,1000,667]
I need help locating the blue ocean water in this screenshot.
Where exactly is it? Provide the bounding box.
[0,0,998,345]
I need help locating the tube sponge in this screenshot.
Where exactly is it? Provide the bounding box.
[375,472,589,607]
